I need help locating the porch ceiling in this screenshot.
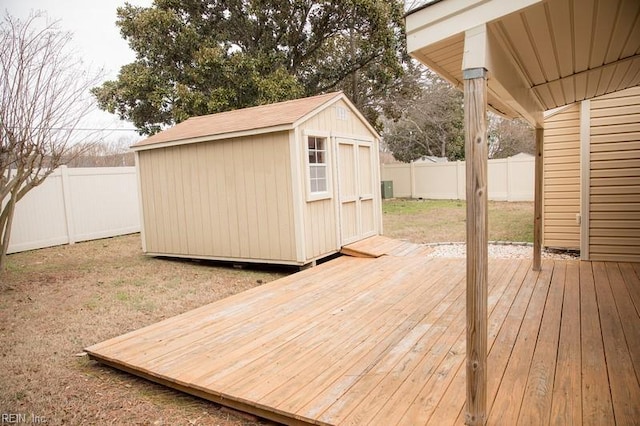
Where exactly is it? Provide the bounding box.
[406,0,640,128]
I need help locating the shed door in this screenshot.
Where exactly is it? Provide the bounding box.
[337,138,377,245]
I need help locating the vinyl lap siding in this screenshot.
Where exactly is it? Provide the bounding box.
[543,104,581,250]
[589,86,640,262]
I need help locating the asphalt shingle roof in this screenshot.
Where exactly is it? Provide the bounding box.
[131,92,342,149]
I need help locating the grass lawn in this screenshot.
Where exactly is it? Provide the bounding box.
[382,198,534,244]
[0,199,531,424]
[0,234,285,426]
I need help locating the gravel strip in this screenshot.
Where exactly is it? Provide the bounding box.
[423,242,580,260]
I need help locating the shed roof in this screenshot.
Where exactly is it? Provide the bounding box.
[405,0,640,128]
[131,91,371,150]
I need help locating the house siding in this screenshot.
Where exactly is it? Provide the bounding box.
[138,132,297,262]
[588,86,640,262]
[543,103,581,250]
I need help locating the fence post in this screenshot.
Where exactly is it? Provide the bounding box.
[506,156,512,201]
[410,161,416,198]
[457,160,465,200]
[60,165,76,245]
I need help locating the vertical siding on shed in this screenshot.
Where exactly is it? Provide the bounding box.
[588,86,640,262]
[297,114,337,260]
[138,132,296,262]
[543,103,581,249]
[301,99,374,139]
[296,99,378,259]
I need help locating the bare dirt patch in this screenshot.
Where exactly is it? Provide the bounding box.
[0,234,288,425]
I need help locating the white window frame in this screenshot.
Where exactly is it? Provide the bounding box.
[304,131,332,202]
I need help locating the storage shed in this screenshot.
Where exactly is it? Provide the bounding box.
[543,85,640,262]
[131,92,382,266]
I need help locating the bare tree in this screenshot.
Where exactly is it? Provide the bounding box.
[0,12,102,270]
[382,72,464,162]
[487,114,535,159]
[66,137,136,167]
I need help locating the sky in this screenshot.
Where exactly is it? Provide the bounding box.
[4,0,153,145]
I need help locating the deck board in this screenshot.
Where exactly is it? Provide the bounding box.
[340,235,431,258]
[593,262,640,424]
[396,259,519,425]
[579,262,615,424]
[329,259,474,425]
[550,261,582,424]
[518,261,565,424]
[487,261,554,425]
[619,263,640,316]
[258,260,461,414]
[606,263,640,383]
[451,256,534,425]
[86,242,640,425]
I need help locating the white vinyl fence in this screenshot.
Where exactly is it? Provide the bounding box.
[381,155,534,201]
[7,166,140,254]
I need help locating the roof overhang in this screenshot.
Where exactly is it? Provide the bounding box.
[130,124,295,152]
[406,0,640,128]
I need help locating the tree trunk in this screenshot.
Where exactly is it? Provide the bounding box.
[349,25,359,106]
[0,190,17,271]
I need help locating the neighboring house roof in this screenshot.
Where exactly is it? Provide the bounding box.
[131,91,376,151]
[379,152,402,164]
[510,152,534,158]
[414,155,448,163]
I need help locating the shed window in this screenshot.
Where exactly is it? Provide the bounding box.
[308,136,327,193]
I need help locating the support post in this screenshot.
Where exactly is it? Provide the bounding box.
[533,127,543,271]
[463,67,488,426]
[580,100,591,260]
[60,165,76,245]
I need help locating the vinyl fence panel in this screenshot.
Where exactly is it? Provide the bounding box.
[7,166,140,254]
[381,155,534,201]
[413,161,465,199]
[380,164,412,198]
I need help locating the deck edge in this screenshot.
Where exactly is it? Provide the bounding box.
[86,353,326,426]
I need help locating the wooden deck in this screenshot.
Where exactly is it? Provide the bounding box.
[86,244,640,425]
[340,235,433,258]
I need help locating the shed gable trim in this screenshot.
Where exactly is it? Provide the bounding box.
[131,124,293,151]
[292,93,380,139]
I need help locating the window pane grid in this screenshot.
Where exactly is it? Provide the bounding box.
[308,136,327,194]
